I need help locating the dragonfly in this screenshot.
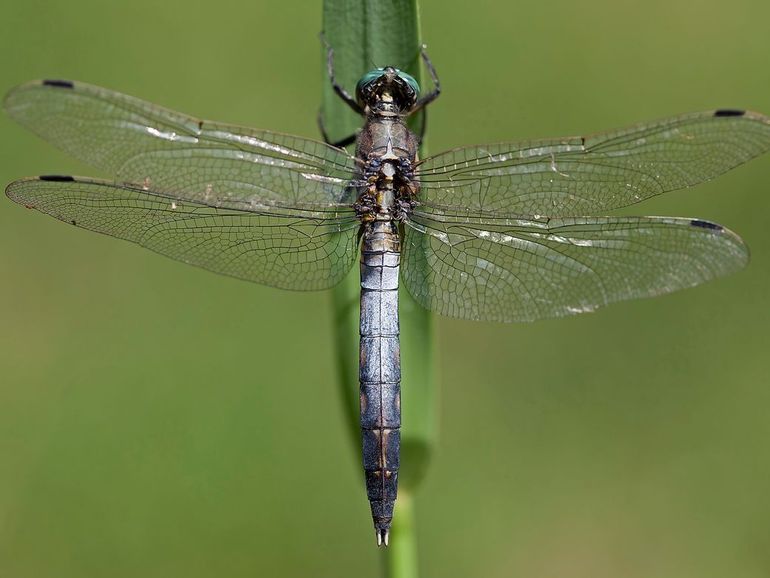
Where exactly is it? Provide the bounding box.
[5,47,770,547]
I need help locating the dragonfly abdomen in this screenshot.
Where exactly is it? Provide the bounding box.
[359,219,401,547]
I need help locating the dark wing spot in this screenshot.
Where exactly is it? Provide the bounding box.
[70,220,77,226]
[42,79,75,89]
[39,175,75,182]
[691,219,723,231]
[714,109,745,117]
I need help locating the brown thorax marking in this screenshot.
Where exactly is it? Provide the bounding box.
[353,73,421,224]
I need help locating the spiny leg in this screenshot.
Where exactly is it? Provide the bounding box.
[317,110,358,148]
[416,108,428,143]
[412,44,441,113]
[322,32,364,115]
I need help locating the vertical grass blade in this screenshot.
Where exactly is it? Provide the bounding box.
[322,0,436,573]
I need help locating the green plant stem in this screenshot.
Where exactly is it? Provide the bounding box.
[322,1,436,575]
[382,491,417,578]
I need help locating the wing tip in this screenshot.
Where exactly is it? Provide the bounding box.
[3,79,76,115]
[689,218,751,268]
[5,175,77,206]
[711,108,770,128]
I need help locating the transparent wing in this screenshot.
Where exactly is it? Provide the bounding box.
[417,110,770,217]
[6,176,360,291]
[402,210,748,322]
[3,80,360,213]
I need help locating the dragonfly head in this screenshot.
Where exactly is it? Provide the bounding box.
[356,67,420,113]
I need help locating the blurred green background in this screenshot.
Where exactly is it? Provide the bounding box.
[2,0,769,576]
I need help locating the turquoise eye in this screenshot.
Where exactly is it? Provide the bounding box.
[397,70,420,95]
[356,69,386,93]
[355,68,421,95]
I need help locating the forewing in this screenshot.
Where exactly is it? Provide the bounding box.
[402,210,748,322]
[3,80,359,212]
[6,176,360,291]
[417,110,770,217]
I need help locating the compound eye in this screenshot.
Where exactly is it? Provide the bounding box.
[396,70,420,96]
[355,68,386,105]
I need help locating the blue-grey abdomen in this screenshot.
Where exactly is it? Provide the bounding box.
[359,219,401,545]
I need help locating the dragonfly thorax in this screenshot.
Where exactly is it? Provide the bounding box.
[355,67,420,115]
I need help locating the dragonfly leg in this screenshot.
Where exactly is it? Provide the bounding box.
[412,44,441,113]
[317,110,358,148]
[331,133,358,148]
[322,33,364,115]
[416,109,429,143]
